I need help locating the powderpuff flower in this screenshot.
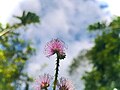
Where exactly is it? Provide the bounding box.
[44,39,67,59]
[57,77,75,90]
[35,74,53,90]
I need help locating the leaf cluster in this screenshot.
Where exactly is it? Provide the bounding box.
[0,11,40,90]
[69,16,120,90]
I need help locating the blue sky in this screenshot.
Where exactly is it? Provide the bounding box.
[17,1,109,89]
[0,0,118,90]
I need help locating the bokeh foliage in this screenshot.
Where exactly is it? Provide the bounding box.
[0,11,40,36]
[0,11,40,90]
[69,17,120,90]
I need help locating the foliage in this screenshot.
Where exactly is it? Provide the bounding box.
[14,11,40,25]
[68,50,88,75]
[69,16,120,90]
[0,11,40,36]
[0,11,40,90]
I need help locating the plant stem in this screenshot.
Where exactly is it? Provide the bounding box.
[53,53,60,90]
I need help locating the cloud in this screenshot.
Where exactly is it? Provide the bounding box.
[10,0,109,89]
[19,0,41,14]
[0,0,23,24]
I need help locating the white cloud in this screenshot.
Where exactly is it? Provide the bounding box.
[97,0,120,16]
[7,0,109,89]
[19,0,41,14]
[107,0,120,16]
[41,8,69,33]
[0,0,23,24]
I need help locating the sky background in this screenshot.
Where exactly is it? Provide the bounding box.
[0,0,119,90]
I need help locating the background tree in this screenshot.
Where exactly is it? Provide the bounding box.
[69,17,120,90]
[0,11,40,90]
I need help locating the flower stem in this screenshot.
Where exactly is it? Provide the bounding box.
[53,53,60,90]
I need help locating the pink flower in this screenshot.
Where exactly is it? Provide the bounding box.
[35,74,53,90]
[57,77,75,90]
[44,39,67,59]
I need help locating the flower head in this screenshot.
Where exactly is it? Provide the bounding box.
[35,74,53,90]
[57,77,75,90]
[45,39,67,59]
